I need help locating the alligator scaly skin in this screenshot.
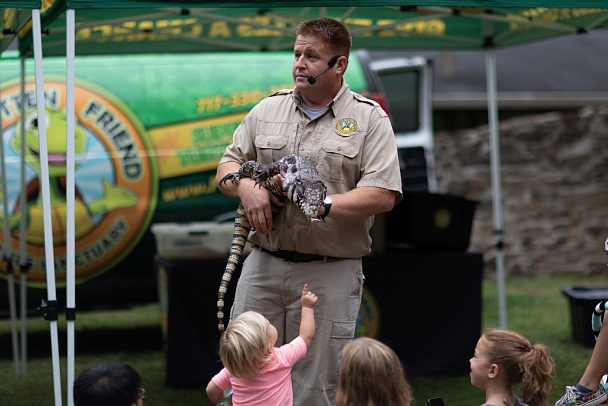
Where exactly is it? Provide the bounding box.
[217,154,326,331]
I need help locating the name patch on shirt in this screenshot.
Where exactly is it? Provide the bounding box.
[335,118,357,137]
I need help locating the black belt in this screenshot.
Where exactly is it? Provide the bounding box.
[259,247,338,263]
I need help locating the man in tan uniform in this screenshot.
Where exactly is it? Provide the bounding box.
[216,17,402,406]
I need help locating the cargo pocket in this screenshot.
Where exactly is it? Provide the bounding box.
[322,320,356,390]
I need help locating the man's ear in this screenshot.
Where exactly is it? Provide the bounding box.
[335,56,348,74]
[488,363,499,379]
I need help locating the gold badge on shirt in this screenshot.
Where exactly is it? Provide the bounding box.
[335,118,357,137]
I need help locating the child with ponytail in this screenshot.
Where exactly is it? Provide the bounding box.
[470,328,555,406]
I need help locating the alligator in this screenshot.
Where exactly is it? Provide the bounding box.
[217,154,327,331]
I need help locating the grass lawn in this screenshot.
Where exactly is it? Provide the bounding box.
[0,275,606,406]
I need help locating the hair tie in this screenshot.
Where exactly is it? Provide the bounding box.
[516,345,532,352]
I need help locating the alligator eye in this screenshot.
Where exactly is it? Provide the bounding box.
[24,110,50,133]
[25,111,38,133]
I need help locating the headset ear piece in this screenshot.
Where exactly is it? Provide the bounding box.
[328,55,340,67]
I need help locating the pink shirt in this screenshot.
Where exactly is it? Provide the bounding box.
[212,336,307,406]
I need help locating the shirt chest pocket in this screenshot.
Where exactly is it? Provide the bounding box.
[318,140,361,184]
[255,134,289,164]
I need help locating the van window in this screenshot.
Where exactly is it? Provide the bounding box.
[376,69,420,134]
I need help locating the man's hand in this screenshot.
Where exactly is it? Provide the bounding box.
[238,178,284,235]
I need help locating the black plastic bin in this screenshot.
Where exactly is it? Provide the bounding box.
[562,285,608,348]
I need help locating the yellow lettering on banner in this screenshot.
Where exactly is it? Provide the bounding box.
[236,21,253,37]
[541,9,560,22]
[148,112,248,179]
[210,21,231,38]
[509,7,608,30]
[345,18,374,37]
[398,20,446,35]
[376,20,398,37]
[91,24,113,38]
[425,20,446,35]
[237,16,282,37]
[139,20,154,32]
[572,8,607,18]
[521,8,546,19]
[75,18,203,43]
[372,19,445,37]
[506,13,530,30]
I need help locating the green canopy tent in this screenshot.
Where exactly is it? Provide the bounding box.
[6,3,608,405]
[18,2,608,55]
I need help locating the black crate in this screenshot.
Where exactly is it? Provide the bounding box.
[561,285,608,348]
[386,192,479,251]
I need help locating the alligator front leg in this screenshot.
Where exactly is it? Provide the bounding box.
[219,160,264,186]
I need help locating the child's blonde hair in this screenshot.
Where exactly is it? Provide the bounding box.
[335,337,412,406]
[219,311,274,378]
[482,328,555,406]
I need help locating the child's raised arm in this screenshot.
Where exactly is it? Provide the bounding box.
[300,284,318,348]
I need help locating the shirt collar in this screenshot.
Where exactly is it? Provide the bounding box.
[292,80,351,117]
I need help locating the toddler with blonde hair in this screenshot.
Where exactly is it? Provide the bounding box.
[206,284,317,405]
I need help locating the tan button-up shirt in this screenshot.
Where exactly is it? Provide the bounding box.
[220,81,402,258]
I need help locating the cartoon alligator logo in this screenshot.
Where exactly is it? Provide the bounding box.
[0,106,139,246]
[0,79,157,286]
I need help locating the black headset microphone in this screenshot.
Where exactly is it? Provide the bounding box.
[307,55,340,85]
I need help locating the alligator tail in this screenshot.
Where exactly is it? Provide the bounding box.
[217,202,251,332]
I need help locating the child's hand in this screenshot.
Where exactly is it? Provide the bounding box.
[301,284,318,308]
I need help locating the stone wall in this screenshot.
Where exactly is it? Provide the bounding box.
[434,106,608,277]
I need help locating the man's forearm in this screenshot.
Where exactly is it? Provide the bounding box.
[328,186,399,219]
[215,161,243,198]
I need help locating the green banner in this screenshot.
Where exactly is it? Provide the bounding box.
[13,4,608,56]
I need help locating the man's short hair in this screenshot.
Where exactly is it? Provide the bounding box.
[74,361,142,406]
[296,17,352,58]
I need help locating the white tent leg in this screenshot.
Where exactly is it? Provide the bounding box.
[485,47,507,328]
[32,9,63,406]
[0,51,21,377]
[19,273,27,374]
[19,54,29,376]
[66,9,76,406]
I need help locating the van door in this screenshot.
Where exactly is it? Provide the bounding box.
[355,50,436,193]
